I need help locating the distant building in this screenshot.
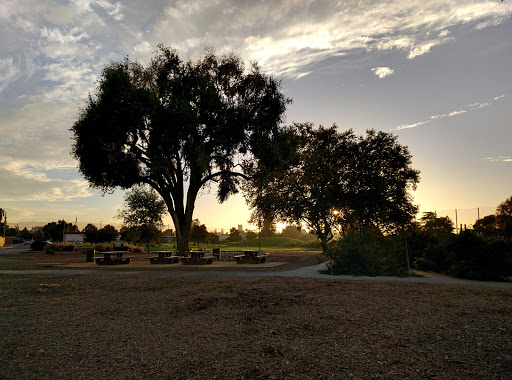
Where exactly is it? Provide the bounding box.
[163,229,176,243]
[63,231,85,243]
[238,224,246,241]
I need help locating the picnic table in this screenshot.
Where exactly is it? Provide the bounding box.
[93,251,134,265]
[181,250,214,265]
[148,251,182,264]
[231,250,268,264]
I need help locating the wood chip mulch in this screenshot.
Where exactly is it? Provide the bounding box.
[0,251,511,379]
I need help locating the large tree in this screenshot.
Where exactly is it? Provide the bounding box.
[71,46,289,255]
[245,124,420,253]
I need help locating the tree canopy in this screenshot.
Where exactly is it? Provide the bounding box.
[245,123,420,252]
[419,212,454,241]
[71,46,290,254]
[42,220,73,241]
[117,185,166,249]
[496,195,512,239]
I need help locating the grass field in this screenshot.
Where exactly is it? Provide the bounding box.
[77,236,322,252]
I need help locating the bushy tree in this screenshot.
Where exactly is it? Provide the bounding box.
[83,223,99,243]
[419,212,454,242]
[246,124,420,253]
[190,219,209,243]
[245,230,258,241]
[19,227,33,240]
[42,220,73,241]
[97,225,119,243]
[473,215,501,239]
[226,227,242,242]
[496,195,512,239]
[117,186,166,250]
[71,46,289,255]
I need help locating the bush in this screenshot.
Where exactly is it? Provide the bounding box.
[44,242,77,254]
[446,231,512,281]
[124,244,144,253]
[325,233,409,277]
[93,243,113,252]
[93,242,144,253]
[30,240,47,251]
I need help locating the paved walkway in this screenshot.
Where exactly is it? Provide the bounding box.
[1,262,511,288]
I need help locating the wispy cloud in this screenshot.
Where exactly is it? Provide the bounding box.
[0,165,92,202]
[372,66,394,78]
[395,95,505,130]
[484,156,512,162]
[0,57,20,93]
[146,0,512,78]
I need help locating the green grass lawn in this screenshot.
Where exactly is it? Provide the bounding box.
[77,237,321,252]
[157,237,321,252]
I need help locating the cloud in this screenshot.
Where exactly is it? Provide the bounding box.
[395,95,505,130]
[372,66,394,78]
[484,156,512,163]
[0,0,511,217]
[0,57,20,93]
[144,0,512,78]
[0,164,92,202]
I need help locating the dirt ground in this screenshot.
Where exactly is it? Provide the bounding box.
[1,251,511,379]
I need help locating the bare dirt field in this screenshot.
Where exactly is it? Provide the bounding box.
[1,250,511,379]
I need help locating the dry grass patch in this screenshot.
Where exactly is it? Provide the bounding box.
[1,273,511,379]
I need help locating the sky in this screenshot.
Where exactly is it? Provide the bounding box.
[1,0,511,232]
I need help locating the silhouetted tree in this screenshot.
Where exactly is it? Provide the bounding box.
[42,220,73,241]
[19,227,33,240]
[473,215,501,239]
[117,186,166,250]
[83,223,99,243]
[246,124,419,253]
[419,212,454,242]
[496,195,512,239]
[97,225,119,243]
[71,46,289,255]
[226,227,242,242]
[190,219,209,243]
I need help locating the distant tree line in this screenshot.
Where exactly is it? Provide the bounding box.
[1,220,120,244]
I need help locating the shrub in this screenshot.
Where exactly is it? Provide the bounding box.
[93,243,113,252]
[446,231,512,281]
[125,244,144,253]
[44,242,77,254]
[30,240,47,251]
[93,242,144,253]
[325,233,408,277]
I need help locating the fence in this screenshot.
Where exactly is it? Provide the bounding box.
[421,207,495,233]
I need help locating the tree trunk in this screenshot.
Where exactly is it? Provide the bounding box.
[176,221,191,256]
[320,236,329,255]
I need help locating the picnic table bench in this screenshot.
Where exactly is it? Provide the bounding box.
[231,250,268,264]
[148,251,182,264]
[93,251,134,265]
[181,251,214,265]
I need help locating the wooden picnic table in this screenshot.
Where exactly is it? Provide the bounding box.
[181,250,214,265]
[93,251,134,265]
[148,251,182,264]
[231,250,268,264]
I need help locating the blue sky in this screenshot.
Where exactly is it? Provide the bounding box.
[1,0,511,231]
